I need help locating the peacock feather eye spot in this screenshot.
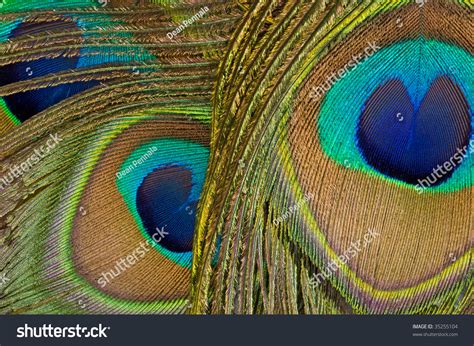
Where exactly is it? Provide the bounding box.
[116,138,209,268]
[357,75,471,185]
[0,19,99,122]
[316,38,473,192]
[136,164,197,253]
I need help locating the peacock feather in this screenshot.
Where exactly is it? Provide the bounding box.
[0,0,472,316]
[0,0,244,314]
[190,0,473,314]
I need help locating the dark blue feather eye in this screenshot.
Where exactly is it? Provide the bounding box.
[0,20,99,122]
[357,75,471,185]
[116,138,209,268]
[318,38,473,193]
[0,14,153,125]
[136,164,198,253]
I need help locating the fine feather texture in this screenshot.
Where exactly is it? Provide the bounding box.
[191,0,473,314]
[0,0,246,314]
[0,0,472,316]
